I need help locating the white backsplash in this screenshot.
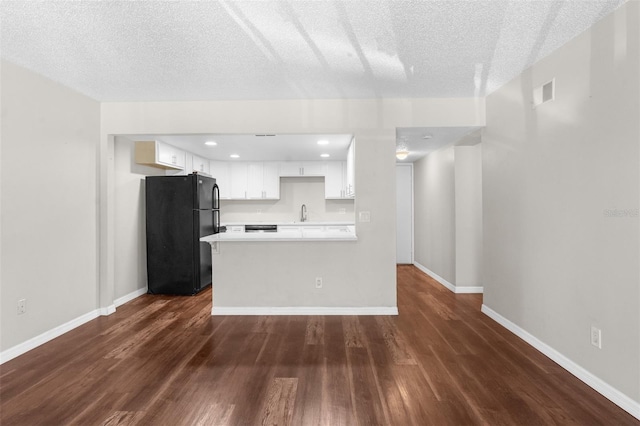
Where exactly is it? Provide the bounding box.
[220,177,355,223]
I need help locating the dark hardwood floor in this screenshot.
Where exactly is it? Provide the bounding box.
[1,265,637,425]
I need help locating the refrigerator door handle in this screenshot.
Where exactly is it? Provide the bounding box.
[212,184,220,210]
[212,183,220,233]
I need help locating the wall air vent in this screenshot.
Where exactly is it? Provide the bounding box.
[533,79,555,108]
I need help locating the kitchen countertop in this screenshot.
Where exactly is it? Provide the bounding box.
[201,225,357,242]
[222,221,355,226]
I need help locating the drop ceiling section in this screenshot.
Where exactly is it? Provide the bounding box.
[124,134,353,162]
[0,0,625,102]
[396,127,482,162]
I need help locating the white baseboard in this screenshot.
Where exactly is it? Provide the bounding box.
[98,304,116,316]
[114,287,147,307]
[0,309,101,365]
[481,304,640,421]
[212,306,399,316]
[454,285,484,294]
[0,288,148,365]
[413,262,483,294]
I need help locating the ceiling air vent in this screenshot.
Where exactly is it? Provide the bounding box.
[533,79,554,108]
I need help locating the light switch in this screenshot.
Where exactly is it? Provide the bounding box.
[359,211,371,222]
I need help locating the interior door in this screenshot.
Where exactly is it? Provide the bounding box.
[396,164,413,264]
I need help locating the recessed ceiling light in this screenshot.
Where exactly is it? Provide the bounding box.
[321,153,330,158]
[204,141,217,146]
[317,140,329,145]
[422,134,433,139]
[230,154,239,159]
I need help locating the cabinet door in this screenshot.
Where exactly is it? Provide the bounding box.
[157,142,186,169]
[262,162,280,199]
[301,162,326,176]
[247,162,264,199]
[192,155,210,175]
[279,162,302,176]
[229,163,248,199]
[324,161,345,199]
[346,140,355,197]
[210,161,230,199]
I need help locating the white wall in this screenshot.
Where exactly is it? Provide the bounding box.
[414,146,456,283]
[220,177,355,224]
[413,144,483,290]
[454,145,482,287]
[1,61,100,351]
[483,1,639,404]
[113,137,166,299]
[100,99,485,311]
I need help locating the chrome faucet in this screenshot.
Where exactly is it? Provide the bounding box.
[301,204,307,222]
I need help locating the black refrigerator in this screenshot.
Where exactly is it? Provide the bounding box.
[145,174,220,295]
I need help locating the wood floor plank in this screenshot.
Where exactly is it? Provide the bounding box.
[304,316,324,345]
[1,266,637,426]
[261,378,298,426]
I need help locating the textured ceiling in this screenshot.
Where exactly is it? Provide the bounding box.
[0,0,625,102]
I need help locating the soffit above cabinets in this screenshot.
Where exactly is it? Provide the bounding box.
[0,1,624,102]
[122,133,353,162]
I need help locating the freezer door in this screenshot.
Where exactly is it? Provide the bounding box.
[194,175,216,210]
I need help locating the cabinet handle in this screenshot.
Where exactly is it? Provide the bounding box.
[300,167,303,176]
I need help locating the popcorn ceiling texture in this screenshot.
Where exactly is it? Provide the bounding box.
[0,0,624,102]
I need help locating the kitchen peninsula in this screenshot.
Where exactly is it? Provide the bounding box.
[200,221,368,315]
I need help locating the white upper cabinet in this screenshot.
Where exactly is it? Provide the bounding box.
[135,141,185,170]
[262,162,280,199]
[191,155,210,175]
[325,161,349,199]
[229,163,248,199]
[210,161,230,199]
[346,140,355,197]
[247,162,280,199]
[279,161,327,177]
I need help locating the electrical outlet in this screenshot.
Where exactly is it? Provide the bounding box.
[315,277,323,289]
[591,326,602,349]
[359,211,371,222]
[17,299,26,315]
[339,208,346,215]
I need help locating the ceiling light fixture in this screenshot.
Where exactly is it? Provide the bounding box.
[396,150,409,160]
[422,134,433,139]
[396,140,409,160]
[230,154,239,158]
[204,141,217,146]
[321,153,330,158]
[317,140,329,145]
